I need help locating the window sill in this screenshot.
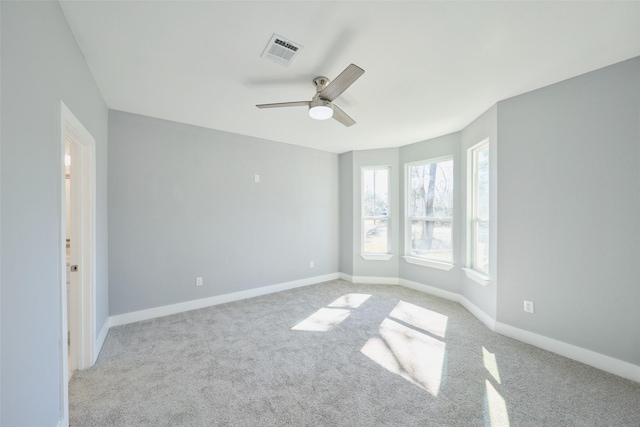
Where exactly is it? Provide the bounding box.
[402,256,454,271]
[462,268,490,286]
[360,253,393,261]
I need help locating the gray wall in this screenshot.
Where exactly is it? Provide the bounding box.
[339,151,354,275]
[497,57,640,364]
[399,133,463,293]
[460,105,498,318]
[0,3,3,421]
[108,111,339,315]
[0,2,109,425]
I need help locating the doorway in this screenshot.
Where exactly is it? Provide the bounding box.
[65,139,74,379]
[59,101,97,425]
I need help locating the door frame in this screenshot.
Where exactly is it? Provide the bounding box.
[59,101,97,426]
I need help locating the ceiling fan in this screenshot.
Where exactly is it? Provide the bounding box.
[256,64,365,127]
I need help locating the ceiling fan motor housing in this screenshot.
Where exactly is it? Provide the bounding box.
[313,76,330,92]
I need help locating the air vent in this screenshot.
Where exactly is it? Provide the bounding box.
[261,34,303,66]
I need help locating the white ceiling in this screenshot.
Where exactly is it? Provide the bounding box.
[60,1,640,154]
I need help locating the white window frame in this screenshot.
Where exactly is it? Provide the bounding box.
[464,139,490,285]
[361,166,392,260]
[403,156,454,271]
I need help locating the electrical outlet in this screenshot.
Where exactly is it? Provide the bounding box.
[309,261,314,268]
[254,174,260,183]
[524,300,534,314]
[196,276,203,287]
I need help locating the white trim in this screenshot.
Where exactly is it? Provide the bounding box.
[349,276,399,285]
[59,101,97,427]
[338,273,398,286]
[403,256,454,271]
[458,295,496,330]
[467,139,490,273]
[405,154,454,169]
[495,322,640,383]
[110,273,339,327]
[398,278,460,302]
[59,115,71,427]
[360,253,393,261]
[62,102,97,369]
[94,318,111,363]
[398,278,496,330]
[462,267,490,286]
[338,272,354,282]
[102,272,640,384]
[395,277,638,383]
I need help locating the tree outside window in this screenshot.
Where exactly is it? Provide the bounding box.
[407,158,454,263]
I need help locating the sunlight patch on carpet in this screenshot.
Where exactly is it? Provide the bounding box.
[482,346,501,384]
[328,293,371,309]
[291,308,351,332]
[485,379,510,426]
[361,318,445,396]
[389,300,448,338]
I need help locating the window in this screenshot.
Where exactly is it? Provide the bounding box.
[362,167,390,257]
[406,158,453,265]
[469,141,489,275]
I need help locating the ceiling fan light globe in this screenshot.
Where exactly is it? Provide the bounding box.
[309,105,333,120]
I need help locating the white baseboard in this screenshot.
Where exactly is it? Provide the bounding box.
[398,278,496,330]
[109,273,339,327]
[458,296,496,330]
[346,275,399,285]
[104,271,639,384]
[398,278,637,383]
[495,322,640,383]
[338,272,353,282]
[398,278,459,302]
[93,318,111,363]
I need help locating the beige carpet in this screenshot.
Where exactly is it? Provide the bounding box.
[70,280,640,426]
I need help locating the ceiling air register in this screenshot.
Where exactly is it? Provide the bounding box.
[261,34,303,66]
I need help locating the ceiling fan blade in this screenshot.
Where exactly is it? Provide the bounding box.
[332,104,356,127]
[256,101,309,109]
[319,64,365,102]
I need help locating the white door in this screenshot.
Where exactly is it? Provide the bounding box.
[67,140,81,377]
